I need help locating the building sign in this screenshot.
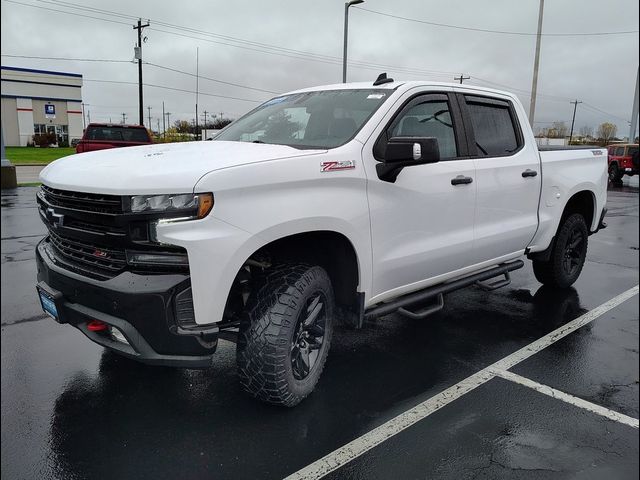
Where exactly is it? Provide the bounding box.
[45,104,56,119]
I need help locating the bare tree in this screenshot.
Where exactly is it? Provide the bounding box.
[597,122,617,144]
[551,121,568,138]
[579,125,593,138]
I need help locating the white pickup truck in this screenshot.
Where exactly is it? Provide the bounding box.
[36,75,608,406]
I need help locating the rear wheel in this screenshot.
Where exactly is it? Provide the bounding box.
[236,264,334,407]
[532,213,588,288]
[608,163,623,184]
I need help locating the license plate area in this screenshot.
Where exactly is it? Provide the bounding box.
[36,283,64,323]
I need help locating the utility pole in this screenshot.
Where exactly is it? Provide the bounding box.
[121,113,127,124]
[568,99,582,145]
[195,47,199,140]
[81,102,86,129]
[88,110,91,124]
[133,18,150,126]
[630,66,639,143]
[156,118,160,134]
[165,112,171,131]
[454,74,470,84]
[147,106,152,129]
[528,0,545,127]
[162,101,166,138]
[201,110,209,140]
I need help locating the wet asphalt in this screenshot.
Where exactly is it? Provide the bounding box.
[1,181,638,480]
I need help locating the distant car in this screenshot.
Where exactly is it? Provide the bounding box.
[607,143,639,184]
[75,123,153,154]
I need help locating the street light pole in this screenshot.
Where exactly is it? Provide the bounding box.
[342,0,364,83]
[528,0,545,127]
[630,66,639,143]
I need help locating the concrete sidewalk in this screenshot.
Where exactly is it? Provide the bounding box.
[15,165,45,184]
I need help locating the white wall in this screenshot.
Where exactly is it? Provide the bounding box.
[15,98,34,146]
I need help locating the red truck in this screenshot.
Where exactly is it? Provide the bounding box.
[607,143,639,184]
[75,123,153,153]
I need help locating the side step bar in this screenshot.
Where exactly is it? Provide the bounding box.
[364,260,524,320]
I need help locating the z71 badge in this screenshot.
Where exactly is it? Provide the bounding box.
[320,160,355,172]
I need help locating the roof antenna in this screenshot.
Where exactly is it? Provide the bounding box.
[373,72,394,86]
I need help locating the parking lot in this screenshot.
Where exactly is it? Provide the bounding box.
[1,180,638,479]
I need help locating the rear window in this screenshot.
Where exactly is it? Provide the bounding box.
[627,146,638,156]
[85,126,150,142]
[464,96,521,156]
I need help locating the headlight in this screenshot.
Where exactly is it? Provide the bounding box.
[130,192,213,220]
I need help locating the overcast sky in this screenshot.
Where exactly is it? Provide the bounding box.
[1,0,638,137]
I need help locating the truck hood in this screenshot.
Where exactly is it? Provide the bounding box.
[40,141,325,194]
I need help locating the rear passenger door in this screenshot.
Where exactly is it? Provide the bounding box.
[459,93,542,264]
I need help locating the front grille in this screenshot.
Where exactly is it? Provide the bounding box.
[48,230,126,275]
[39,185,189,280]
[41,185,124,214]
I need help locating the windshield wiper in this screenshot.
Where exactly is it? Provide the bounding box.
[252,140,266,144]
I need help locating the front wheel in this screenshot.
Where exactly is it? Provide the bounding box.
[236,265,334,407]
[532,213,589,288]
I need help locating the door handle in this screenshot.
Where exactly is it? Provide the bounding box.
[451,175,473,186]
[522,169,538,178]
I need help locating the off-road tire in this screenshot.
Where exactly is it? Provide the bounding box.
[608,163,623,184]
[532,213,588,288]
[236,265,334,407]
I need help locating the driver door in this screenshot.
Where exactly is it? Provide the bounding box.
[363,91,477,303]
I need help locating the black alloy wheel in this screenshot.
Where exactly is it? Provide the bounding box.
[562,227,586,278]
[291,292,327,380]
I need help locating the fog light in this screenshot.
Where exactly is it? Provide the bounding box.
[126,251,189,267]
[111,327,129,345]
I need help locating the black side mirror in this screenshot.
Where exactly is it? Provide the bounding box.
[377,137,440,182]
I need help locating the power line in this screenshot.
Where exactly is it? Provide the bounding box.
[4,0,131,25]
[3,0,462,79]
[581,102,630,123]
[1,57,628,122]
[145,62,279,94]
[80,78,265,103]
[1,54,132,63]
[1,54,281,94]
[354,6,639,37]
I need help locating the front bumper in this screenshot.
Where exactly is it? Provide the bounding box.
[36,238,218,368]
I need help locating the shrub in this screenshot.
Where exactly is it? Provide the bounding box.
[33,133,57,147]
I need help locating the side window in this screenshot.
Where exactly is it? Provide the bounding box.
[615,146,625,156]
[464,96,520,156]
[389,100,458,159]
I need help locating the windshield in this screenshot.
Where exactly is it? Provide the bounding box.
[214,89,390,149]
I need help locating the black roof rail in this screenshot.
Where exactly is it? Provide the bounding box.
[373,73,394,86]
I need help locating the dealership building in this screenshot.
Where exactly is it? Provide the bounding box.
[1,65,84,147]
